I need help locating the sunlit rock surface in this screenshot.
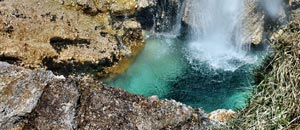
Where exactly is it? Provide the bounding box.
[0,62,212,129]
[0,62,52,129]
[208,109,236,123]
[0,0,143,76]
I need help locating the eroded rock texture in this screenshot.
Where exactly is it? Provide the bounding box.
[0,62,212,129]
[0,62,52,129]
[0,0,143,76]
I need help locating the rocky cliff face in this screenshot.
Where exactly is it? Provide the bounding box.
[137,0,185,33]
[0,0,143,77]
[0,62,212,129]
[181,0,290,46]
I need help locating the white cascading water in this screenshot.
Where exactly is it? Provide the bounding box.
[186,0,257,71]
[262,0,283,18]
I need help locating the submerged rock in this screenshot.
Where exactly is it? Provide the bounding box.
[0,62,212,129]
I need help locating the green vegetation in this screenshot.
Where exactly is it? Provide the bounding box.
[226,21,300,129]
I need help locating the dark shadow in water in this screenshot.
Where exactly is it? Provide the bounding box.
[165,63,255,112]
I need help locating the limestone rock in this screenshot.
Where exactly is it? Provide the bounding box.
[61,0,137,16]
[208,109,236,123]
[24,77,79,130]
[0,62,212,129]
[77,88,211,129]
[0,62,54,129]
[0,0,143,76]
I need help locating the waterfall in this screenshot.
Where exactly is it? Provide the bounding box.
[261,0,283,18]
[108,0,274,111]
[185,0,257,71]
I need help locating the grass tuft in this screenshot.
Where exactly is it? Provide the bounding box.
[225,20,300,130]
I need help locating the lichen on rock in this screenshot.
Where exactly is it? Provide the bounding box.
[0,62,212,129]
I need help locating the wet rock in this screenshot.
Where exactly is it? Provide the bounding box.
[148,95,159,101]
[154,0,185,32]
[0,62,212,129]
[136,0,156,30]
[288,0,300,9]
[137,0,156,9]
[181,0,194,28]
[240,1,265,45]
[136,0,184,32]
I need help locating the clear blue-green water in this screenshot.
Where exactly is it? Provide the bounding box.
[106,36,265,112]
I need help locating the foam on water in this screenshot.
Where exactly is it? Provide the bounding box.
[106,0,275,112]
[186,0,257,71]
[107,36,265,112]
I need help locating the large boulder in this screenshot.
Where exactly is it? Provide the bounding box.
[0,62,53,129]
[0,0,143,76]
[0,62,212,129]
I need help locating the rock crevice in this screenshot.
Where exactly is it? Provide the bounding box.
[0,0,143,77]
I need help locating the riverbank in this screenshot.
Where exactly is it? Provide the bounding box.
[227,17,300,130]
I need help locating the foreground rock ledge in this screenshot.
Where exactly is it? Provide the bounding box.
[0,62,212,129]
